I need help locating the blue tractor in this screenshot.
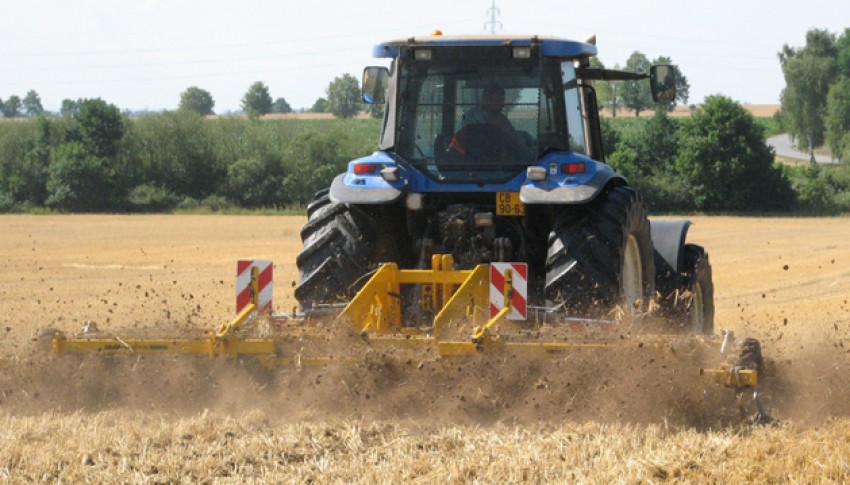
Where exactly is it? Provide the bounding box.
[295,34,712,331]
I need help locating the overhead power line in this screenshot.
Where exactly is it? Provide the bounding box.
[0,18,479,58]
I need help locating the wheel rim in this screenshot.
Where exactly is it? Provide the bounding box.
[690,282,705,333]
[622,234,643,314]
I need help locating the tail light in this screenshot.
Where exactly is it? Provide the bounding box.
[353,164,379,175]
[561,162,586,174]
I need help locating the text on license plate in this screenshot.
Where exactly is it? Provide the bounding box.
[496,192,525,216]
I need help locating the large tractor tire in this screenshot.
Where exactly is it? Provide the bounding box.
[680,244,715,334]
[544,185,655,317]
[294,191,378,308]
[654,243,715,334]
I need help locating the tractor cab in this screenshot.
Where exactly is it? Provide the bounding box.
[362,35,674,184]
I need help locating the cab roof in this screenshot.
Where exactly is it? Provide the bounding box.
[373,34,597,59]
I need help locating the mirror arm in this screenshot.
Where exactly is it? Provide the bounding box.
[576,68,648,82]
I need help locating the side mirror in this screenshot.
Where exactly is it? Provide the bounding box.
[362,67,389,104]
[650,65,676,103]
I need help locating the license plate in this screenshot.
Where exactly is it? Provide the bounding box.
[496,192,525,216]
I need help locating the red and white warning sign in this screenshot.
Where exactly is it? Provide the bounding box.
[236,260,273,314]
[489,262,528,320]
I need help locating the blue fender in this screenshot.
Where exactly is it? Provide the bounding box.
[329,152,405,205]
[329,174,403,204]
[520,155,626,205]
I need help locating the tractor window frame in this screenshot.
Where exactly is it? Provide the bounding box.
[393,51,571,184]
[561,61,588,155]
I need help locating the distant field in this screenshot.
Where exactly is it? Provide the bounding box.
[0,214,849,481]
[206,112,375,121]
[600,103,780,118]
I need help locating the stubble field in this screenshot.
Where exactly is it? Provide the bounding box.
[1,214,849,482]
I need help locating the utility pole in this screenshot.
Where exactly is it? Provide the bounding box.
[483,0,502,34]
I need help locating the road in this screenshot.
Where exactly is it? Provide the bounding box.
[767,133,837,164]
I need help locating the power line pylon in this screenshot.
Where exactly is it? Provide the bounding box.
[483,0,502,34]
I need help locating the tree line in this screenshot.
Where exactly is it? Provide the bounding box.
[1,73,369,121]
[603,97,796,213]
[177,74,371,119]
[3,49,688,121]
[0,100,379,212]
[592,52,690,117]
[0,90,45,117]
[1,93,847,214]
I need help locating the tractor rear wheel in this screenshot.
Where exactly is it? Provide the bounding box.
[544,185,655,317]
[294,191,377,308]
[681,244,715,334]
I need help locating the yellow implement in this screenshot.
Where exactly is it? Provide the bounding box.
[49,256,759,393]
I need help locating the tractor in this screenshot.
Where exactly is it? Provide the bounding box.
[46,33,772,423]
[295,33,712,331]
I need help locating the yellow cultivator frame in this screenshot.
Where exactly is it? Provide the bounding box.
[49,256,759,392]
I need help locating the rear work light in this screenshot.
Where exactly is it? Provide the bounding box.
[561,162,586,174]
[380,167,400,182]
[512,46,532,59]
[526,166,547,181]
[353,164,380,175]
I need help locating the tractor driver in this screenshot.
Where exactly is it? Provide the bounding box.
[448,85,529,160]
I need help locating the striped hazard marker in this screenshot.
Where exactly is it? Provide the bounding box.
[489,262,528,320]
[236,260,273,314]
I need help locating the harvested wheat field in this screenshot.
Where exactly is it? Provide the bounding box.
[1,214,849,482]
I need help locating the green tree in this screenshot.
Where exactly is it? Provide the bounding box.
[22,90,44,117]
[675,95,794,211]
[241,81,272,119]
[0,117,52,207]
[60,99,81,117]
[282,130,354,204]
[779,29,837,163]
[271,97,292,114]
[127,110,222,199]
[622,52,652,116]
[76,98,125,159]
[604,112,691,211]
[825,78,850,163]
[793,164,850,212]
[591,58,623,117]
[601,80,624,117]
[19,117,52,204]
[326,74,362,118]
[599,117,620,157]
[46,142,118,211]
[617,110,680,175]
[309,97,328,113]
[836,28,850,78]
[1,95,22,117]
[226,158,284,207]
[178,86,215,116]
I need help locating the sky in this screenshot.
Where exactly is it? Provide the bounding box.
[2,0,848,113]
